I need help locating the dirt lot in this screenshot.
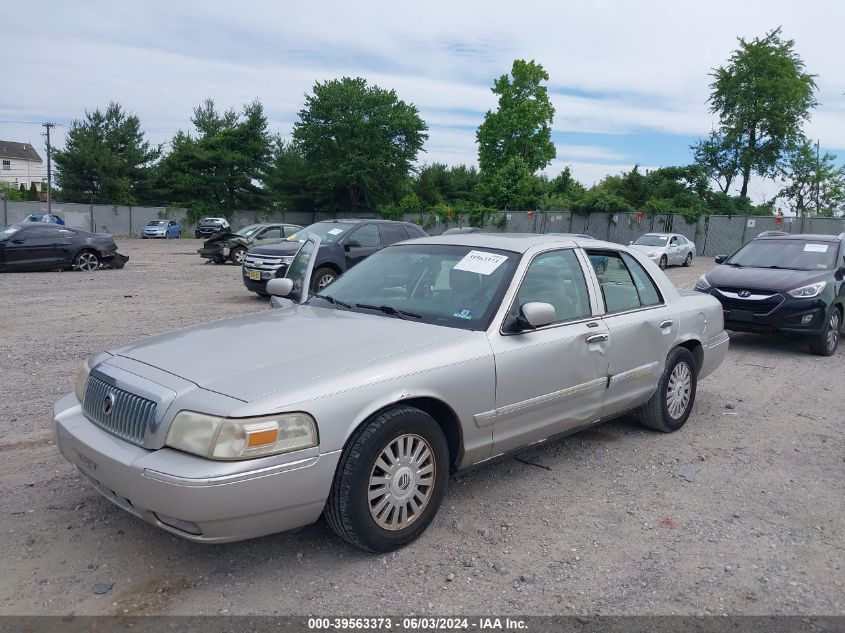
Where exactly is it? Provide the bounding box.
[0,238,842,616]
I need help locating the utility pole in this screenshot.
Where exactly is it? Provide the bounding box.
[814,139,821,215]
[43,122,56,214]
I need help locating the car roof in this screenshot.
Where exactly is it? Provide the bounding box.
[314,218,416,225]
[410,232,622,254]
[755,233,842,242]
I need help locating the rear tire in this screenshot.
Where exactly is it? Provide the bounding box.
[638,346,697,433]
[809,307,841,356]
[73,250,100,272]
[325,406,449,552]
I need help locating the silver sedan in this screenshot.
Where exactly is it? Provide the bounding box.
[629,233,696,269]
[53,233,728,551]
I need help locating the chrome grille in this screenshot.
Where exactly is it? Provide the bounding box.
[82,375,156,445]
[244,253,288,271]
[714,288,784,315]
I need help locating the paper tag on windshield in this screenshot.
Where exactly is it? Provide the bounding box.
[804,244,828,252]
[328,228,344,235]
[453,250,508,275]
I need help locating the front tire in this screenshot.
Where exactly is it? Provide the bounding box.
[638,346,697,433]
[325,406,449,552]
[311,267,337,293]
[659,255,668,270]
[230,246,246,265]
[683,253,692,267]
[73,250,100,272]
[809,308,841,356]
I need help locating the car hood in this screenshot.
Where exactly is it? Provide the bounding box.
[705,265,829,292]
[630,244,666,254]
[248,241,303,256]
[110,305,469,402]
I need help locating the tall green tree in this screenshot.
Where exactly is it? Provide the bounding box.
[476,59,556,175]
[292,77,428,213]
[777,140,845,217]
[691,132,741,194]
[155,99,271,220]
[708,28,817,198]
[263,139,317,214]
[53,101,160,204]
[478,156,542,210]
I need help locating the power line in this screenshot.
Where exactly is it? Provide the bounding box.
[0,120,64,126]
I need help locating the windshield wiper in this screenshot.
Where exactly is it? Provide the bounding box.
[726,262,744,267]
[355,304,422,320]
[762,265,795,270]
[313,294,352,309]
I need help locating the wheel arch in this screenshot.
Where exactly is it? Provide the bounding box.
[343,396,463,475]
[676,338,703,373]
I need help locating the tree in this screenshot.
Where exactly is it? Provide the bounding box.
[479,156,542,210]
[777,140,845,217]
[0,181,25,201]
[476,59,556,175]
[709,28,817,198]
[263,140,317,214]
[53,101,160,204]
[292,77,428,213]
[26,182,39,201]
[691,132,741,194]
[155,99,272,221]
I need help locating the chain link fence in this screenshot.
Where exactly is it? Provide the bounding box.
[3,199,843,256]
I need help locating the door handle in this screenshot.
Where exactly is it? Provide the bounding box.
[585,334,608,344]
[659,319,673,329]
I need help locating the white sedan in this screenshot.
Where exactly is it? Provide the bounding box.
[629,233,696,269]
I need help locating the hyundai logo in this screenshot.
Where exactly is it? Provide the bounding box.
[101,392,116,416]
[738,290,751,298]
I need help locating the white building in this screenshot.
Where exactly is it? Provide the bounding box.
[0,140,45,190]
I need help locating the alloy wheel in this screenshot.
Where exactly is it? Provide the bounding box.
[317,273,335,289]
[828,311,841,353]
[368,434,436,531]
[666,361,692,419]
[76,252,99,272]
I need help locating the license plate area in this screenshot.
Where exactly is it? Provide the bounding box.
[248,269,261,281]
[728,309,753,322]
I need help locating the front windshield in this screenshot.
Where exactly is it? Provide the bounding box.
[147,220,165,226]
[236,224,264,237]
[287,221,356,243]
[308,244,520,331]
[634,235,669,247]
[0,225,22,241]
[727,239,837,271]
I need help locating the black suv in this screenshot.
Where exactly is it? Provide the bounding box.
[695,232,845,355]
[242,219,428,296]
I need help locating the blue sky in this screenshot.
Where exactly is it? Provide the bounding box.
[3,0,844,203]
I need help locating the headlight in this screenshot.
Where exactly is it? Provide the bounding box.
[165,411,318,460]
[648,252,657,258]
[694,275,711,291]
[279,256,295,265]
[74,360,92,402]
[788,281,827,298]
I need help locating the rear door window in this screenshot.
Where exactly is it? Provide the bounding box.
[380,224,410,245]
[348,224,381,247]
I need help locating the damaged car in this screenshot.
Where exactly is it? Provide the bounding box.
[0,223,127,272]
[54,233,728,552]
[197,223,302,265]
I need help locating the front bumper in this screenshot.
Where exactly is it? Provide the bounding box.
[197,245,227,260]
[142,232,166,239]
[52,393,339,543]
[242,264,289,293]
[701,290,830,336]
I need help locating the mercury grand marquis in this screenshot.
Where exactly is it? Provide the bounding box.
[53,233,729,552]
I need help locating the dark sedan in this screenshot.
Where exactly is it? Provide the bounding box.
[695,232,845,355]
[0,224,126,272]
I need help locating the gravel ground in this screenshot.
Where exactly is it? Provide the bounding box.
[0,239,842,616]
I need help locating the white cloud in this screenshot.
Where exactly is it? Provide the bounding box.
[2,0,843,189]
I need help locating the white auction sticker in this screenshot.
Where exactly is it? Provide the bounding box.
[804,243,828,253]
[453,250,508,275]
[328,228,344,235]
